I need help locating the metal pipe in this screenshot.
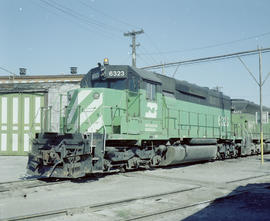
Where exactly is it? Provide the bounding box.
[41,107,44,133]
[49,106,52,132]
[78,105,81,133]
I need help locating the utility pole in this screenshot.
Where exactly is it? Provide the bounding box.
[124,29,144,67]
[238,47,270,164]
[213,86,223,92]
[259,48,263,164]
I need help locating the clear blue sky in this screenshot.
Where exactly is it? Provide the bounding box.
[1,0,270,106]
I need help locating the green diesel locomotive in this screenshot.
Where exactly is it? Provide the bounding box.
[27,61,270,178]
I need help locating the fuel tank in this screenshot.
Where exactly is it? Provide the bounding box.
[160,144,217,166]
[264,142,270,154]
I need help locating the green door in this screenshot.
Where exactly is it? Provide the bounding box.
[0,93,45,156]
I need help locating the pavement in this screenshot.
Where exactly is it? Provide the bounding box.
[0,155,270,220]
[0,156,28,182]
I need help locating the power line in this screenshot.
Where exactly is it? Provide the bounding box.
[119,54,132,65]
[78,0,168,64]
[31,0,110,37]
[54,0,125,33]
[78,0,140,30]
[136,54,153,67]
[138,45,159,65]
[140,31,270,55]
[39,0,123,37]
[141,47,270,70]
[0,67,16,76]
[37,0,165,66]
[143,32,169,64]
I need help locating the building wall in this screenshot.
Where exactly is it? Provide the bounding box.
[0,77,83,156]
[0,93,45,155]
[48,83,80,132]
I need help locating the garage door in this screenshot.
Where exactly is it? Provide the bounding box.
[0,93,45,155]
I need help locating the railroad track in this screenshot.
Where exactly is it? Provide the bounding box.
[2,157,270,220]
[5,181,266,221]
[0,154,265,194]
[226,173,270,184]
[122,191,246,221]
[3,186,201,221]
[0,173,108,194]
[123,183,270,221]
[0,178,71,194]
[123,170,270,191]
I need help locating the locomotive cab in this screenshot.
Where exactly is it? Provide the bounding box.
[63,63,145,137]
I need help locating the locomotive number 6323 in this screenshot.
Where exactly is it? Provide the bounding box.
[108,70,126,78]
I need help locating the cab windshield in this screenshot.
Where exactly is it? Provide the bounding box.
[92,79,127,90]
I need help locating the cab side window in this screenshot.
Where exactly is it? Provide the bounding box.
[129,76,139,92]
[146,82,156,100]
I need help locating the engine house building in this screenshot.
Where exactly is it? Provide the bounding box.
[0,70,84,156]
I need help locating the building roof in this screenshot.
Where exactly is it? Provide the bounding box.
[0,74,84,84]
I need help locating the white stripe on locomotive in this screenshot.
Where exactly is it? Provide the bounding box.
[80,93,103,127]
[86,115,104,133]
[67,90,92,124]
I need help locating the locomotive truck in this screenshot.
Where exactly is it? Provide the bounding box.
[27,61,270,178]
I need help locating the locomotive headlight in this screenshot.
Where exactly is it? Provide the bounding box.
[93,92,100,99]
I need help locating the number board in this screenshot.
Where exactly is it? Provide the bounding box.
[105,69,127,78]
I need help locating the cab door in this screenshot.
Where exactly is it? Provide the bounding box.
[126,75,140,134]
[143,81,163,136]
[127,75,140,118]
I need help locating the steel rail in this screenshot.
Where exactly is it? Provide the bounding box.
[1,154,268,193]
[123,182,270,221]
[122,190,249,221]
[226,173,270,184]
[4,186,201,221]
[0,178,69,193]
[5,179,268,221]
[0,178,37,185]
[3,156,270,220]
[125,170,270,191]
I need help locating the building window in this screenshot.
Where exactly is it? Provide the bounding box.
[146,82,156,100]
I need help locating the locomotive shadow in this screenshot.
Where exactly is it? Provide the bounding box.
[182,182,270,221]
[26,161,212,182]
[158,160,211,170]
[70,171,122,183]
[22,174,104,183]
